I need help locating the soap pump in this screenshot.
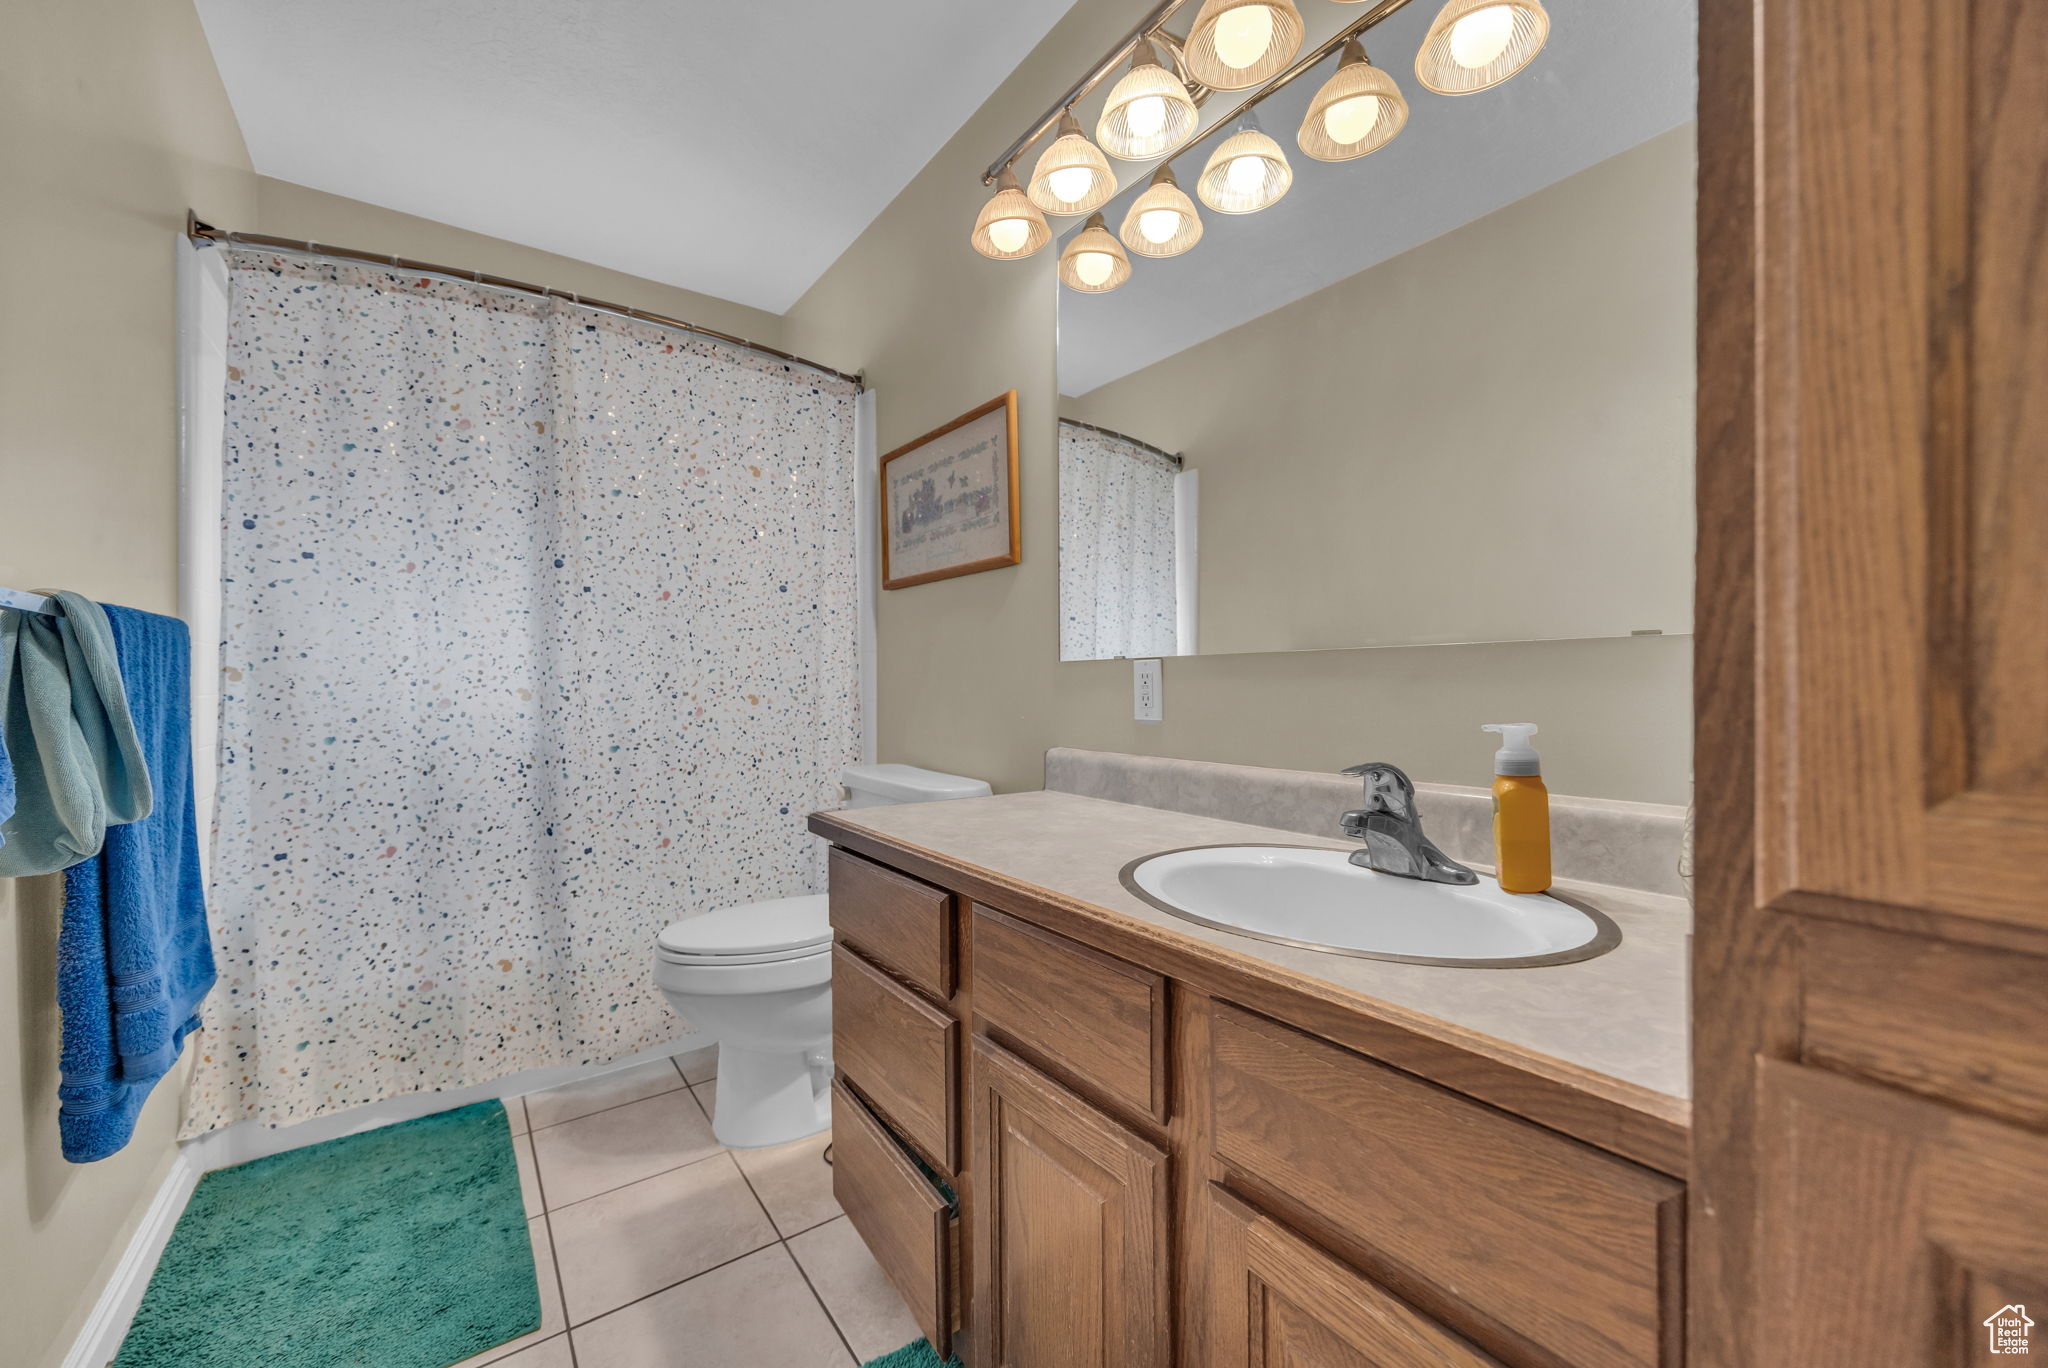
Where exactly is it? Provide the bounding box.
[1482,723,1552,894]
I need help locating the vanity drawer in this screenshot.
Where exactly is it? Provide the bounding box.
[1209,1003,1682,1368]
[832,944,958,1170]
[970,905,1170,1123]
[829,848,955,1000]
[1206,1184,1506,1368]
[831,1079,959,1359]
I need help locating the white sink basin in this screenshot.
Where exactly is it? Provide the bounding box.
[1120,844,1619,967]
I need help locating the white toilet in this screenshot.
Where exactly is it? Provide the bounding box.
[653,763,991,1148]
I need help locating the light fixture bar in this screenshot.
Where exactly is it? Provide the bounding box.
[982,0,1199,186]
[985,0,1421,188]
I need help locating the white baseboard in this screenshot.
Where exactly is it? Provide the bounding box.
[66,1034,712,1368]
[62,1149,204,1368]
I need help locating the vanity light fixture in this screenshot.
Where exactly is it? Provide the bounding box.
[1028,113,1116,216]
[1118,165,1203,258]
[1058,213,1132,293]
[970,168,1052,260]
[1097,42,1200,161]
[1414,0,1550,95]
[1298,39,1408,162]
[1197,116,1292,215]
[1183,0,1305,91]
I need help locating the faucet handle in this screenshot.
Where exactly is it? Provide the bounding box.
[1340,761,1416,818]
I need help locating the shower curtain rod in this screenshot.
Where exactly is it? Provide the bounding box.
[1059,416,1183,466]
[185,212,865,390]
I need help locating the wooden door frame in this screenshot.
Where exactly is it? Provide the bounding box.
[1691,4,1792,1368]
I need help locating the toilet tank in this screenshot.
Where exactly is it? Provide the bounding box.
[840,763,992,809]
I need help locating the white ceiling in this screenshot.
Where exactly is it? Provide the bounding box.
[1058,0,1697,395]
[195,0,1078,314]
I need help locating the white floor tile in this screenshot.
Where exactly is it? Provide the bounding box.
[485,1335,572,1368]
[571,1245,855,1368]
[505,1095,529,1136]
[529,1091,721,1209]
[731,1129,840,1236]
[787,1216,924,1363]
[450,1217,565,1367]
[525,1058,687,1130]
[512,1133,542,1217]
[549,1153,779,1325]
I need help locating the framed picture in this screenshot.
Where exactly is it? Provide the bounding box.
[881,390,1022,590]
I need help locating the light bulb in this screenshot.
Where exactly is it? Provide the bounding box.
[1226,154,1269,195]
[1321,95,1382,146]
[1138,208,1183,245]
[1449,5,1515,68]
[986,218,1031,254]
[1047,164,1098,205]
[1074,251,1116,287]
[1212,4,1275,70]
[1125,94,1169,140]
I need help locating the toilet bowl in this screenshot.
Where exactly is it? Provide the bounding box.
[653,764,991,1148]
[655,894,834,1148]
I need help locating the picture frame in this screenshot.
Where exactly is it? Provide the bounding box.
[880,390,1022,590]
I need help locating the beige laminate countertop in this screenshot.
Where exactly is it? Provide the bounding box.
[813,789,1690,1121]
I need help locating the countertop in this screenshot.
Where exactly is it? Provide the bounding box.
[812,789,1689,1129]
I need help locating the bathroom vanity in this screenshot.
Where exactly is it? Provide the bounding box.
[810,755,1689,1368]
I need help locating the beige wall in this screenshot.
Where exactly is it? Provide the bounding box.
[784,0,1693,806]
[0,3,255,1365]
[1,10,789,1364]
[254,177,785,346]
[1066,124,1696,656]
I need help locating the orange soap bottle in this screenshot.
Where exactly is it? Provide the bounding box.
[1482,723,1552,894]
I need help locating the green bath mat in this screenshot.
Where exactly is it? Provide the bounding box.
[116,1100,540,1368]
[861,1342,960,1368]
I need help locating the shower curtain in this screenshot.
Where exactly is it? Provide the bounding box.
[1058,421,1181,660]
[183,251,861,1134]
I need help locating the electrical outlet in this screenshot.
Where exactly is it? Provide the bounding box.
[1133,658,1163,723]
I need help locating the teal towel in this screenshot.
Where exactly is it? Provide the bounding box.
[0,591,153,876]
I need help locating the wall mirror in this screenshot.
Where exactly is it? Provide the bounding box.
[1056,0,1697,661]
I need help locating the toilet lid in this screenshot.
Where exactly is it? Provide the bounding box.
[656,893,831,962]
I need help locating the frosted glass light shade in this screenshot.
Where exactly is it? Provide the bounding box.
[1415,0,1549,94]
[1029,114,1116,215]
[1058,213,1132,293]
[1183,0,1305,91]
[1197,125,1292,214]
[1298,41,1408,161]
[1097,46,1199,160]
[971,168,1052,261]
[1118,166,1203,258]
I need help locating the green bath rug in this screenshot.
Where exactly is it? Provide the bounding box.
[115,1100,540,1368]
[861,1342,961,1368]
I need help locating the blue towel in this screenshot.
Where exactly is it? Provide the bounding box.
[58,605,216,1162]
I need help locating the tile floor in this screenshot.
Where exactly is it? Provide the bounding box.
[460,1046,922,1368]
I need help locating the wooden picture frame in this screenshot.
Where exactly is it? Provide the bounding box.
[880,390,1022,590]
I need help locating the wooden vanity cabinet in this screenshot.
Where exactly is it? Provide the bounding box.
[822,839,1688,1368]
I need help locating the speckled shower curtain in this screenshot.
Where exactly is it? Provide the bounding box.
[183,251,860,1135]
[1058,420,1180,661]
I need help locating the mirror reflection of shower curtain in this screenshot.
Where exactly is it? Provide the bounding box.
[1058,421,1183,661]
[183,251,861,1135]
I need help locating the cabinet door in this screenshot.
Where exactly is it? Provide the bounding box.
[1207,1185,1507,1368]
[971,1037,1171,1368]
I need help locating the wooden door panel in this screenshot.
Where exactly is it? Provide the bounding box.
[1757,1061,2048,1365]
[1759,0,2048,930]
[971,1037,1171,1368]
[1206,1185,1506,1368]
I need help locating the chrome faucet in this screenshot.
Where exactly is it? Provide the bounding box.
[1339,762,1478,886]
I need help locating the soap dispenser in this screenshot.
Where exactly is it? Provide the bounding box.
[1482,724,1551,894]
